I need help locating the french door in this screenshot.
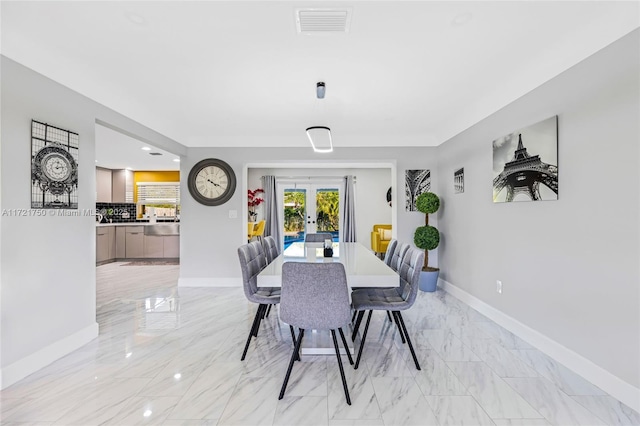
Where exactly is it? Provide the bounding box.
[279,183,341,248]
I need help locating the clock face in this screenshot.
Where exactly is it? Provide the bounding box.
[32,145,78,185]
[42,152,72,182]
[188,159,236,206]
[195,165,229,199]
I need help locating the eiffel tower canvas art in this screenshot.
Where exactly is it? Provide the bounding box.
[492,116,558,203]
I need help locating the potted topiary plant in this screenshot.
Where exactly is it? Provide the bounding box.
[413,191,440,292]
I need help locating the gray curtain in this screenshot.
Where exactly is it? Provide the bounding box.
[261,175,282,252]
[341,175,357,242]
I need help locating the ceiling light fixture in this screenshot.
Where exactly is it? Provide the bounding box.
[141,147,151,151]
[306,126,333,153]
[316,82,325,99]
[307,82,332,153]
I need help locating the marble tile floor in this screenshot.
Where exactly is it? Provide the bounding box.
[1,262,638,426]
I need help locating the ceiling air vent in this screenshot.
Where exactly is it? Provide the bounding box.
[149,152,163,156]
[296,8,352,34]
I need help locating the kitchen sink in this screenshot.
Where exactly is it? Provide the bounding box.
[144,224,180,236]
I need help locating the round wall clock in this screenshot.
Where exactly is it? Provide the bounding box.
[187,158,237,206]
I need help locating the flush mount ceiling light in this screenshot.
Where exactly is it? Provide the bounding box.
[306,126,332,153]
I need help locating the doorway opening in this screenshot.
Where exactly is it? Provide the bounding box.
[281,183,341,249]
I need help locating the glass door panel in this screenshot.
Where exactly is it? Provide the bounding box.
[283,187,309,247]
[280,183,341,249]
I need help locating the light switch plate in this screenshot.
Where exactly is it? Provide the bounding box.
[228,210,237,219]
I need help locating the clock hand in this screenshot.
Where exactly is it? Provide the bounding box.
[207,178,221,187]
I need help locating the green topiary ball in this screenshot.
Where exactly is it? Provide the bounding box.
[414,225,440,250]
[416,192,440,214]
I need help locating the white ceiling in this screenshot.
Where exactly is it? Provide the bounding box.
[95,123,180,171]
[2,1,639,155]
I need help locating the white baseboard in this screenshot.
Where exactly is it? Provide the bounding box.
[178,277,241,287]
[439,279,640,413]
[0,322,99,390]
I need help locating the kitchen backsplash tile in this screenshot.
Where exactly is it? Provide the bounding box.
[96,202,137,223]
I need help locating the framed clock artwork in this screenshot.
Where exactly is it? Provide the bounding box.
[187,158,237,206]
[31,120,79,209]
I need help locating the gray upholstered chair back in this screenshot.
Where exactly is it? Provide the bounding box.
[237,242,266,302]
[397,247,425,307]
[280,262,351,330]
[304,233,333,243]
[382,239,398,267]
[249,240,267,270]
[263,236,280,264]
[388,242,410,272]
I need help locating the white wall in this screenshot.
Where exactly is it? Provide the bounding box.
[247,167,392,245]
[435,30,639,405]
[178,147,438,286]
[0,56,186,388]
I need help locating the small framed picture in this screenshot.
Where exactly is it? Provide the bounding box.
[454,168,464,194]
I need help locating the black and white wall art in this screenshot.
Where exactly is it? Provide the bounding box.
[492,116,558,203]
[405,169,430,211]
[31,120,79,209]
[454,168,464,194]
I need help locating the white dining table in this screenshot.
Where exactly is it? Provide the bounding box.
[257,242,398,355]
[257,242,398,288]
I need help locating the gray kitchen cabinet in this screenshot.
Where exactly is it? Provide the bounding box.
[115,227,126,259]
[108,226,116,259]
[144,235,164,258]
[96,226,116,264]
[163,235,180,258]
[125,226,144,258]
[96,167,112,202]
[96,227,110,262]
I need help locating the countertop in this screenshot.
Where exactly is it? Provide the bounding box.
[96,222,180,227]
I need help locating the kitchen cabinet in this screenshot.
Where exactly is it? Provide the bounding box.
[115,227,126,258]
[125,226,144,258]
[96,168,133,203]
[96,227,110,262]
[163,235,180,258]
[144,235,164,258]
[96,226,116,264]
[111,169,133,203]
[97,224,180,264]
[96,167,112,202]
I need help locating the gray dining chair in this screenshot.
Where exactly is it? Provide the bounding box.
[351,246,424,370]
[386,240,409,272]
[304,233,333,243]
[351,241,409,329]
[278,262,353,405]
[237,241,281,361]
[263,235,280,264]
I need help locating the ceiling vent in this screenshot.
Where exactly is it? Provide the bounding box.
[149,152,163,156]
[296,8,352,34]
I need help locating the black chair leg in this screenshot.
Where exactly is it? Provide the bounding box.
[241,304,264,361]
[279,329,305,400]
[351,310,357,323]
[289,325,300,361]
[395,311,421,370]
[392,311,406,344]
[338,327,354,365]
[386,310,392,322]
[331,329,351,405]
[266,304,272,318]
[253,304,266,337]
[354,310,373,370]
[352,310,365,341]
